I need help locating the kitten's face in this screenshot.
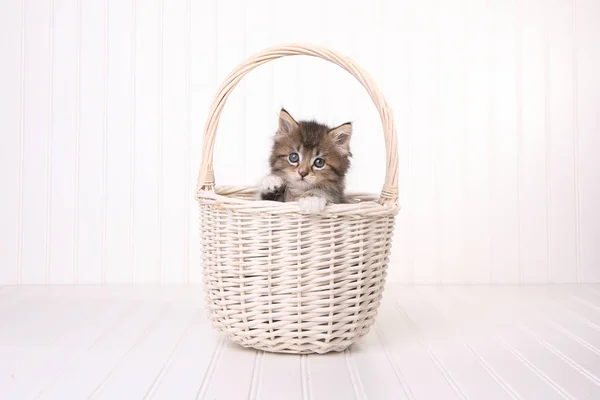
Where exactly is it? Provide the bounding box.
[269,109,352,190]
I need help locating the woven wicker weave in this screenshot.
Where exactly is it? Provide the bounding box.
[195,44,400,354]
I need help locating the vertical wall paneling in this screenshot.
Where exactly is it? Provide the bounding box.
[489,0,520,283]
[323,0,382,198]
[73,0,82,282]
[133,0,160,283]
[515,0,524,283]
[546,0,578,283]
[128,0,136,284]
[160,0,187,283]
[105,0,134,283]
[576,0,600,282]
[17,0,26,285]
[293,0,328,127]
[431,0,443,284]
[188,0,218,283]
[344,0,387,198]
[409,0,438,283]
[101,0,109,284]
[382,0,415,283]
[213,0,246,186]
[0,0,599,284]
[20,0,52,284]
[463,0,492,283]
[49,0,78,283]
[157,0,164,283]
[571,0,582,283]
[487,0,496,285]
[436,0,467,283]
[519,0,550,283]
[45,0,54,285]
[75,0,107,283]
[0,1,23,284]
[321,0,351,120]
[543,0,552,284]
[271,1,301,125]
[245,0,275,186]
[183,0,191,284]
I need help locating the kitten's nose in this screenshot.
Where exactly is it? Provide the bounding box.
[298,169,308,178]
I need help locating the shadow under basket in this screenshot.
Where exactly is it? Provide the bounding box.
[195,44,400,354]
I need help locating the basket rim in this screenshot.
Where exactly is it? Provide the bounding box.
[196,186,400,217]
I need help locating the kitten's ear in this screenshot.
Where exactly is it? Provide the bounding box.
[278,108,299,135]
[328,122,352,154]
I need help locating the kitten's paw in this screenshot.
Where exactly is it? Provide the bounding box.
[260,175,284,194]
[298,196,327,214]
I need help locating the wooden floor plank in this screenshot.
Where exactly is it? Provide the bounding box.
[350,330,410,400]
[396,287,516,400]
[375,297,461,400]
[254,352,303,400]
[0,285,598,399]
[147,311,220,400]
[37,302,167,400]
[0,298,119,397]
[199,339,257,399]
[306,351,359,400]
[421,286,567,400]
[93,306,198,399]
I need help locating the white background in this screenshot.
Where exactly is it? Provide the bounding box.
[0,0,598,285]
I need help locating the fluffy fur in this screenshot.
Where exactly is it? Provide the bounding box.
[259,109,352,214]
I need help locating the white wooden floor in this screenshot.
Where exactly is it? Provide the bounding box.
[1,285,600,400]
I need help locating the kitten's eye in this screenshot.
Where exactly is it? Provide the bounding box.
[313,158,325,169]
[288,152,299,163]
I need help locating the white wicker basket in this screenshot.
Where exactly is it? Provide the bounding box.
[195,44,400,354]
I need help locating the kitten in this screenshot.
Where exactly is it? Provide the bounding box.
[259,108,352,214]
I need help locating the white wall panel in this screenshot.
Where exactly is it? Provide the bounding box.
[0,0,598,284]
[132,0,160,284]
[214,0,247,185]
[519,0,549,283]
[409,0,438,284]
[464,0,493,284]
[20,0,52,284]
[188,0,217,284]
[380,0,415,284]
[49,0,78,283]
[547,0,578,283]
[489,0,520,284]
[105,0,134,283]
[437,0,467,284]
[77,0,107,284]
[160,0,187,284]
[576,0,600,282]
[244,0,275,187]
[0,0,23,285]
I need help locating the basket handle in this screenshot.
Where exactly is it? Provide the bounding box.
[196,44,399,205]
